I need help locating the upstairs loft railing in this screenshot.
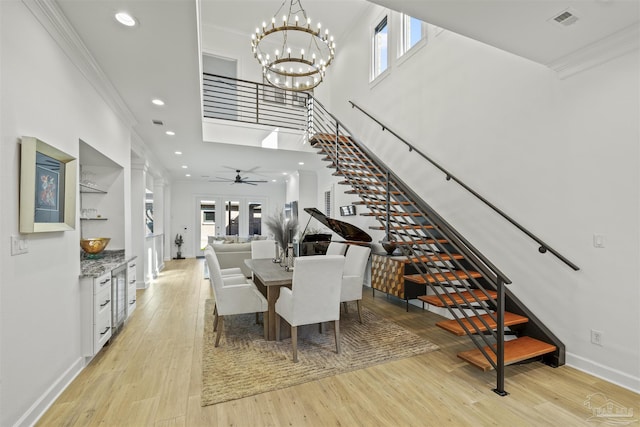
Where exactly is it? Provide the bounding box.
[202,73,311,132]
[348,101,580,272]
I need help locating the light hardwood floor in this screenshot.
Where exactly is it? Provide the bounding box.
[38,259,638,426]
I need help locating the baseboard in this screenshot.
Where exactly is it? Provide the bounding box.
[13,357,84,427]
[566,352,640,394]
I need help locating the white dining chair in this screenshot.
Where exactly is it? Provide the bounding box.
[325,241,347,256]
[251,239,277,260]
[205,245,244,277]
[205,251,268,346]
[340,244,371,323]
[275,255,345,362]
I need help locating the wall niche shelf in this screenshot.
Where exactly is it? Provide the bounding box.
[80,182,107,194]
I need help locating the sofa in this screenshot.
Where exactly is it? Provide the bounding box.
[207,235,267,277]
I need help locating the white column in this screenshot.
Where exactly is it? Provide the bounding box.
[130,161,148,288]
[153,178,166,271]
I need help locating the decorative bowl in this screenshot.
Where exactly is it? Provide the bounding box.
[80,237,111,254]
[381,240,397,255]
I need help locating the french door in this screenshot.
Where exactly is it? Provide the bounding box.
[195,196,267,257]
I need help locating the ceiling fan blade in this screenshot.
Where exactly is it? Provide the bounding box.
[244,179,268,183]
[243,181,258,185]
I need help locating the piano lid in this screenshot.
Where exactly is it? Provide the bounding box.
[304,207,372,242]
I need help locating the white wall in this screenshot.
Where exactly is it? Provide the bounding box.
[170,179,286,258]
[326,6,640,391]
[0,2,134,425]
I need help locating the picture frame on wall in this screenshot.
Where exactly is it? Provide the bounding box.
[20,136,77,233]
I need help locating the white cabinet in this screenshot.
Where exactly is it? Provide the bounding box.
[127,259,137,317]
[81,271,112,357]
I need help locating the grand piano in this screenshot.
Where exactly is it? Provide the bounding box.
[298,207,372,256]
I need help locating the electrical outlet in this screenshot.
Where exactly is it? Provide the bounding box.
[591,329,603,346]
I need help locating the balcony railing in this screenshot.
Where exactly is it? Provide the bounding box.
[202,73,311,132]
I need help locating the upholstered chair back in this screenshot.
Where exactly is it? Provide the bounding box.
[326,242,347,256]
[251,239,276,259]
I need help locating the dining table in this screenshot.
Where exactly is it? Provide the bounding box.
[244,258,293,340]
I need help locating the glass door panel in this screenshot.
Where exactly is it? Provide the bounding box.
[248,201,262,236]
[225,200,240,236]
[200,200,216,250]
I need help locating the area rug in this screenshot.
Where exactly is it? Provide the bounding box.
[201,299,439,406]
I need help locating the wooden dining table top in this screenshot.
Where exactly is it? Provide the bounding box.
[244,258,293,287]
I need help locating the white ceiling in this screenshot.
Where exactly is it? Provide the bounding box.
[56,0,639,183]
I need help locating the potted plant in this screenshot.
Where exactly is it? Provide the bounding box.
[174,234,184,259]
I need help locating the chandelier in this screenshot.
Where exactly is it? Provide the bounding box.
[251,0,336,92]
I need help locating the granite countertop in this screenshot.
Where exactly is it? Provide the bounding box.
[80,250,137,278]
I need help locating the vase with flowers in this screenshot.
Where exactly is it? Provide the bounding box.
[264,209,298,266]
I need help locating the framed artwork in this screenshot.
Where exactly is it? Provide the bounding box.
[20,136,77,233]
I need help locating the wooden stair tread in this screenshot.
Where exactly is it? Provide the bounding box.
[345,189,401,195]
[310,134,353,144]
[418,289,497,307]
[354,200,410,205]
[361,212,422,217]
[406,253,465,263]
[457,336,557,371]
[406,270,483,285]
[391,239,447,245]
[436,312,529,336]
[334,170,385,178]
[338,180,385,186]
[369,225,434,230]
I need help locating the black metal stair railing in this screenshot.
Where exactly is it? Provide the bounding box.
[348,101,580,272]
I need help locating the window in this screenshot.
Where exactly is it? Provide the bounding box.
[400,15,426,56]
[372,15,388,79]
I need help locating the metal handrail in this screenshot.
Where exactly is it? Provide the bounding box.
[349,100,579,271]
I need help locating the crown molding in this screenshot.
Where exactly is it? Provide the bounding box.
[22,0,137,127]
[548,23,640,79]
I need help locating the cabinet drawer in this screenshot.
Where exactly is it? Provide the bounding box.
[95,286,111,319]
[94,306,112,350]
[128,262,137,289]
[127,284,137,316]
[94,272,112,294]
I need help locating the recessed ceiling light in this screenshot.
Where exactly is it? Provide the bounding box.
[151,98,164,106]
[166,131,175,136]
[115,12,137,27]
[282,172,287,175]
[174,151,182,155]
[272,179,277,182]
[298,162,304,165]
[185,174,191,177]
[181,165,188,169]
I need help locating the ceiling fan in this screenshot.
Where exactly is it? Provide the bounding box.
[209,169,267,186]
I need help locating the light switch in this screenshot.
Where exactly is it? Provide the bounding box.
[11,235,28,255]
[593,234,605,248]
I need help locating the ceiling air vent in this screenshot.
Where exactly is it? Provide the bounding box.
[549,8,579,27]
[152,119,164,126]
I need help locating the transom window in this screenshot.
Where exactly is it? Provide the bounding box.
[372,15,389,79]
[400,15,426,56]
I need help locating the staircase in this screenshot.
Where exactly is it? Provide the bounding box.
[308,122,565,395]
[201,74,569,395]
